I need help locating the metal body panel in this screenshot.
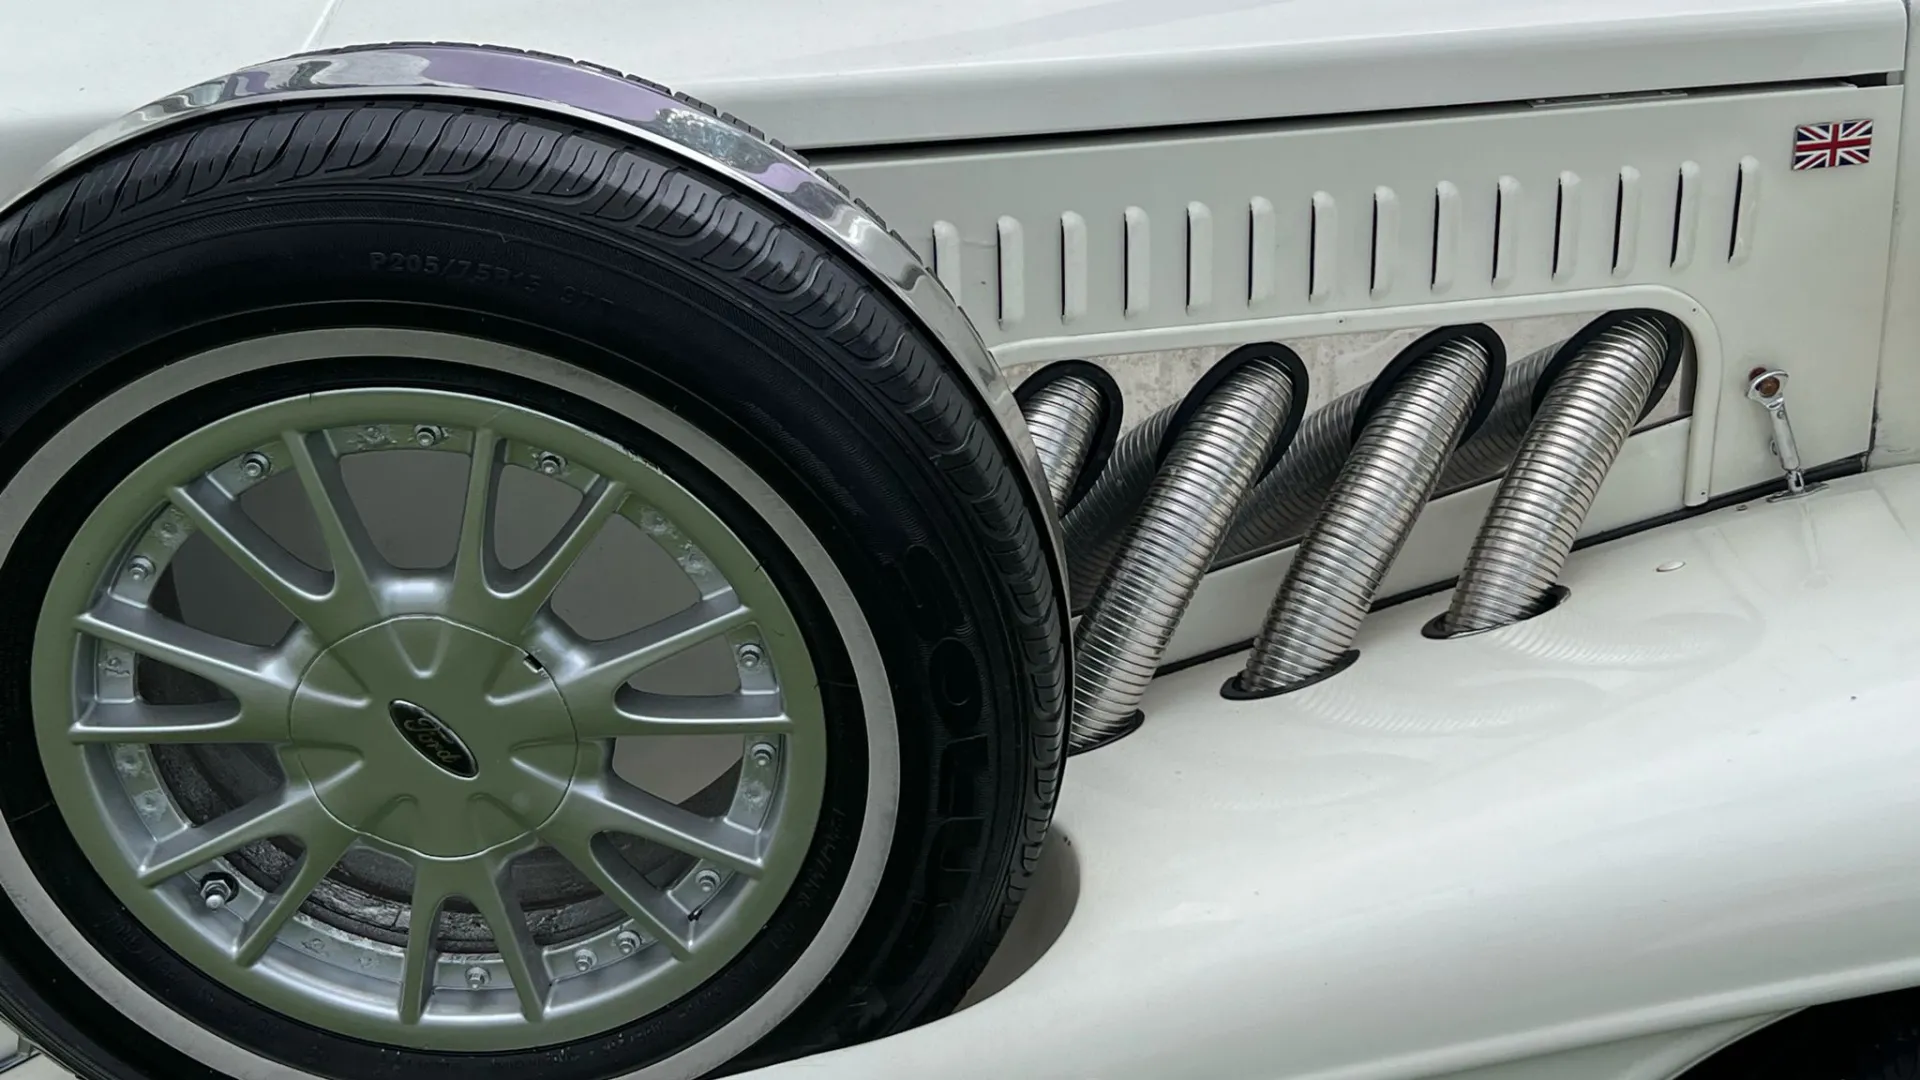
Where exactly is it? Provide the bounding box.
[1873,7,1920,470]
[1431,1017,1779,1080]
[743,463,1920,1079]
[310,0,1905,147]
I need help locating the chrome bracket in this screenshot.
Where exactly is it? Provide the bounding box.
[1745,367,1825,500]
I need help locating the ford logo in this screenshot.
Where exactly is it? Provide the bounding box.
[387,700,479,779]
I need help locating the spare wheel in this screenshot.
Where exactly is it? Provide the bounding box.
[0,45,1067,1080]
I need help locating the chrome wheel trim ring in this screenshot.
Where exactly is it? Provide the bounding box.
[0,329,900,1080]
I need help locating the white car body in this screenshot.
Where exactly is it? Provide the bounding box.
[5,2,1920,1079]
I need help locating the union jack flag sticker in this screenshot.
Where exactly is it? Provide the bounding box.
[1793,120,1873,170]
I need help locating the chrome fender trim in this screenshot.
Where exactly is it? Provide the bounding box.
[1,42,1068,593]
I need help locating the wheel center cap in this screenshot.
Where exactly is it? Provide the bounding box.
[386,699,479,778]
[289,616,579,858]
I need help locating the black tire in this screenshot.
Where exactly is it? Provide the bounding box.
[0,97,1066,1079]
[1681,987,1920,1080]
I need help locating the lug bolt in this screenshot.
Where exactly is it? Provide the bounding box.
[466,965,489,989]
[573,948,596,973]
[749,742,776,768]
[413,425,445,448]
[736,643,764,670]
[239,452,272,480]
[536,452,567,477]
[694,868,722,894]
[127,556,155,582]
[615,931,642,956]
[199,873,237,911]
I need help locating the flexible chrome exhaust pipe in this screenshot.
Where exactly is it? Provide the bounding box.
[1212,385,1360,567]
[1217,338,1584,568]
[1437,312,1680,634]
[1069,322,1684,598]
[1062,404,1176,606]
[1433,342,1561,496]
[1233,328,1504,696]
[1066,338,1561,607]
[1069,345,1307,752]
[1017,361,1122,514]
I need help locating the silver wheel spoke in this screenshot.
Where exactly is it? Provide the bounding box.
[399,890,446,1025]
[137,788,329,886]
[280,429,387,626]
[460,857,551,1021]
[69,699,286,745]
[233,827,356,965]
[554,592,752,704]
[407,855,551,1021]
[448,429,507,622]
[544,834,694,960]
[573,689,791,740]
[167,476,362,639]
[494,478,628,632]
[75,598,297,719]
[554,777,762,878]
[451,434,628,637]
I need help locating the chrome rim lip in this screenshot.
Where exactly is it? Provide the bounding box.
[0,330,900,1080]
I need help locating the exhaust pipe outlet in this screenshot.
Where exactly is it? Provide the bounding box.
[1232,327,1505,696]
[1436,311,1682,634]
[1017,361,1123,514]
[1069,345,1308,752]
[1218,339,1564,568]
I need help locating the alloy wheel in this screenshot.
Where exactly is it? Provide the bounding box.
[31,382,828,1051]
